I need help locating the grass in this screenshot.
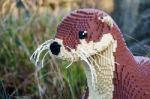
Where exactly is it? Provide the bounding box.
[0,10,87,99]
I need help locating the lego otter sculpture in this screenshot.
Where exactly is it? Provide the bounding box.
[30,9,150,99]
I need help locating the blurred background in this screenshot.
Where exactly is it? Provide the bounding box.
[0,0,149,99]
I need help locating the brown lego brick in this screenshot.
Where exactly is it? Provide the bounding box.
[54,9,150,99]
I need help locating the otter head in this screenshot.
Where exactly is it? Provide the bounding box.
[51,9,117,61]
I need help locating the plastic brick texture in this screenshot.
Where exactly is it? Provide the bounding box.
[54,9,150,99]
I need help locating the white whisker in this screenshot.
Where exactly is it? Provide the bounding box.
[41,51,49,68]
[87,55,101,71]
[95,52,120,66]
[75,50,97,89]
[79,48,103,72]
[30,39,54,68]
[64,46,75,69]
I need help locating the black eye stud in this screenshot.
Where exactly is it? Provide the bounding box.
[79,31,87,39]
[100,16,103,19]
[98,16,103,20]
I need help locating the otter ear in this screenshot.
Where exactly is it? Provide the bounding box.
[98,15,114,28]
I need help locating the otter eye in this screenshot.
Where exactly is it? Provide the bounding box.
[79,31,87,39]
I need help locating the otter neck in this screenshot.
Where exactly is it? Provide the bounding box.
[83,41,116,99]
[83,27,136,99]
[112,25,136,67]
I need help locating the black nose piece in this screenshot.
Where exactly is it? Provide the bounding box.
[50,41,61,55]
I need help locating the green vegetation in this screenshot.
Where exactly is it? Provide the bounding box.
[0,12,86,99]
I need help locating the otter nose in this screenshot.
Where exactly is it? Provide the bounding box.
[50,41,61,55]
